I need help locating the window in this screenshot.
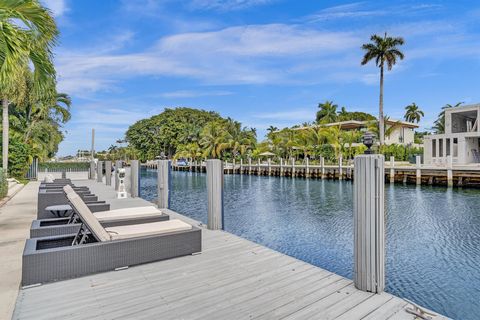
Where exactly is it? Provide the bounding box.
[439,139,444,157]
[446,138,451,156]
[432,139,436,157]
[453,138,458,157]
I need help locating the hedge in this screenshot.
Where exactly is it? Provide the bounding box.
[39,162,90,171]
[0,169,7,199]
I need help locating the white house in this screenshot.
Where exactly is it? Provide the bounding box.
[295,119,418,145]
[424,103,480,165]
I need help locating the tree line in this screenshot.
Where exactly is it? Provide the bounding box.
[0,0,71,178]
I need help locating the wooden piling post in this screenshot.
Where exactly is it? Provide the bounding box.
[105,161,112,185]
[389,156,395,183]
[157,160,170,208]
[96,161,103,183]
[233,159,236,174]
[291,158,295,177]
[258,158,261,175]
[354,154,385,293]
[416,156,422,185]
[338,156,343,180]
[320,157,325,179]
[305,158,310,178]
[130,160,140,198]
[89,161,95,180]
[240,158,243,174]
[268,158,272,176]
[114,160,123,190]
[248,158,252,175]
[280,158,284,176]
[447,155,453,187]
[206,159,223,230]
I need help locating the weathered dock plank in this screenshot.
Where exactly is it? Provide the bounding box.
[11,180,448,320]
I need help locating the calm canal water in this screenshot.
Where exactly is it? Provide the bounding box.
[140,168,480,320]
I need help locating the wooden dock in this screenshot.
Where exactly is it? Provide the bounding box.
[149,160,480,187]
[11,180,448,319]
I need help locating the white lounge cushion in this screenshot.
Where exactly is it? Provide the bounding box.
[94,206,163,222]
[106,219,192,240]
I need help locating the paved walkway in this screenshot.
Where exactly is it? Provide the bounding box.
[0,182,38,320]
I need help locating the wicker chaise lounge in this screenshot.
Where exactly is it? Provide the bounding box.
[31,186,170,237]
[22,190,201,286]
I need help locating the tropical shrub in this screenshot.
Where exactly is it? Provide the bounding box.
[0,137,32,178]
[0,169,7,199]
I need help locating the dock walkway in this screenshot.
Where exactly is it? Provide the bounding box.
[9,180,448,319]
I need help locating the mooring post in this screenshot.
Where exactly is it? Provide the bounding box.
[115,160,123,190]
[157,160,170,208]
[447,155,453,187]
[416,155,422,185]
[206,159,224,230]
[130,160,140,198]
[320,156,325,179]
[354,153,385,293]
[390,156,395,183]
[291,158,295,177]
[89,161,95,180]
[280,158,284,176]
[233,159,236,174]
[96,161,103,183]
[257,158,261,175]
[240,158,243,174]
[248,158,252,175]
[305,157,310,178]
[338,156,343,180]
[105,161,112,185]
[268,158,272,176]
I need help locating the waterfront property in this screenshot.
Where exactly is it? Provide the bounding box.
[5,179,448,320]
[424,103,480,165]
[294,119,419,145]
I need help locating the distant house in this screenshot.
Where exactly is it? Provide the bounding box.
[295,119,419,145]
[424,103,480,165]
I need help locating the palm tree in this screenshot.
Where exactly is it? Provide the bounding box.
[433,102,463,134]
[361,32,405,145]
[0,0,58,172]
[267,125,278,135]
[199,121,229,159]
[316,101,338,124]
[404,103,424,123]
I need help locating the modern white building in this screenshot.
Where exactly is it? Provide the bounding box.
[296,119,419,145]
[424,103,480,165]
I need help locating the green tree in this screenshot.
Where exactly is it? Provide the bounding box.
[199,121,229,159]
[361,32,405,145]
[267,125,278,135]
[404,103,424,123]
[0,0,58,172]
[316,101,338,124]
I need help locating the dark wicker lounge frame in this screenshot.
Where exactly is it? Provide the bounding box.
[22,189,201,286]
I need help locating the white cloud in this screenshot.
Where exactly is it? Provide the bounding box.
[159,90,233,98]
[42,0,68,17]
[188,0,275,11]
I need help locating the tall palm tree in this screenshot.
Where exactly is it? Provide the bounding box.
[433,102,463,134]
[404,103,424,123]
[199,121,229,159]
[0,0,58,172]
[361,32,405,145]
[266,125,278,135]
[316,101,338,124]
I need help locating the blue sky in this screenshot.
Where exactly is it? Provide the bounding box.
[43,0,480,156]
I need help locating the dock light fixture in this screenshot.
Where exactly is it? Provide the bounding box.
[363,132,375,154]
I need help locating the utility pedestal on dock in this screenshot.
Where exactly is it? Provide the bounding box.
[447,155,453,187]
[89,161,95,180]
[96,161,103,183]
[157,160,170,208]
[130,160,140,198]
[115,160,123,190]
[206,159,223,230]
[353,153,385,293]
[105,161,112,185]
[416,156,422,185]
[389,156,395,183]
